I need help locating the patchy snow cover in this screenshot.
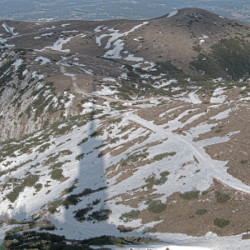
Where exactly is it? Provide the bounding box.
[35,56,51,65]
[188,92,202,104]
[61,23,71,27]
[103,77,117,82]
[213,77,224,83]
[104,39,124,59]
[199,34,209,45]
[119,245,211,250]
[22,69,28,77]
[0,105,249,250]
[179,92,202,104]
[94,25,107,32]
[42,32,53,37]
[210,87,227,103]
[159,106,184,118]
[141,62,156,71]
[2,22,19,36]
[93,86,118,96]
[210,108,232,120]
[33,32,54,40]
[38,37,73,53]
[0,36,7,44]
[0,55,249,250]
[153,232,250,250]
[96,22,148,59]
[154,79,177,89]
[124,54,144,62]
[12,59,23,71]
[120,72,128,79]
[61,30,79,34]
[240,96,250,101]
[0,33,15,48]
[64,93,75,117]
[96,33,109,46]
[32,71,44,80]
[0,224,16,245]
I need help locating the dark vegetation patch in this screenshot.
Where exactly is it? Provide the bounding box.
[152,152,176,161]
[215,192,230,203]
[81,235,157,246]
[180,190,199,200]
[191,38,250,80]
[0,58,15,88]
[50,169,64,181]
[2,231,92,250]
[144,171,170,189]
[120,210,140,222]
[6,174,39,202]
[63,187,107,208]
[120,151,149,166]
[195,208,207,215]
[147,200,166,213]
[214,218,230,228]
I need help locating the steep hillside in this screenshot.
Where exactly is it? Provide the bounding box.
[0,8,250,249]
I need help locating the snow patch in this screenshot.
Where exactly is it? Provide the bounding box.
[199,34,209,45]
[210,108,232,120]
[2,22,19,36]
[37,37,73,53]
[12,59,23,71]
[35,56,51,65]
[168,10,178,18]
[154,79,177,89]
[124,54,144,62]
[93,86,118,96]
[61,23,71,27]
[97,22,148,60]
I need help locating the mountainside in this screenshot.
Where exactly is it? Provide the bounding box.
[0,8,250,249]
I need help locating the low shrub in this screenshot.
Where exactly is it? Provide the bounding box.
[34,183,43,192]
[81,235,157,246]
[195,209,207,215]
[50,169,64,181]
[48,200,63,214]
[87,209,112,222]
[37,143,50,153]
[120,210,140,222]
[74,207,93,222]
[216,192,230,203]
[148,200,166,213]
[90,129,103,137]
[152,152,176,161]
[214,218,230,228]
[6,174,39,202]
[63,187,106,208]
[110,137,120,144]
[75,153,85,161]
[108,118,122,124]
[241,160,248,164]
[180,190,199,200]
[145,171,170,189]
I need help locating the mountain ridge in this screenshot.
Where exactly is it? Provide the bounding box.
[0,8,250,249]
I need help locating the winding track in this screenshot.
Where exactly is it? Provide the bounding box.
[125,112,250,194]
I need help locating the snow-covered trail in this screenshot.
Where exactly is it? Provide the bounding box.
[125,112,250,194]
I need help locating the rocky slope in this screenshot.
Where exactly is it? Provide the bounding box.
[0,8,250,249]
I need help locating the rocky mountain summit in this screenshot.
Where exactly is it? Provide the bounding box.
[0,8,250,249]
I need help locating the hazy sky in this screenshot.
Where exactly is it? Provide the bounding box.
[0,0,249,23]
